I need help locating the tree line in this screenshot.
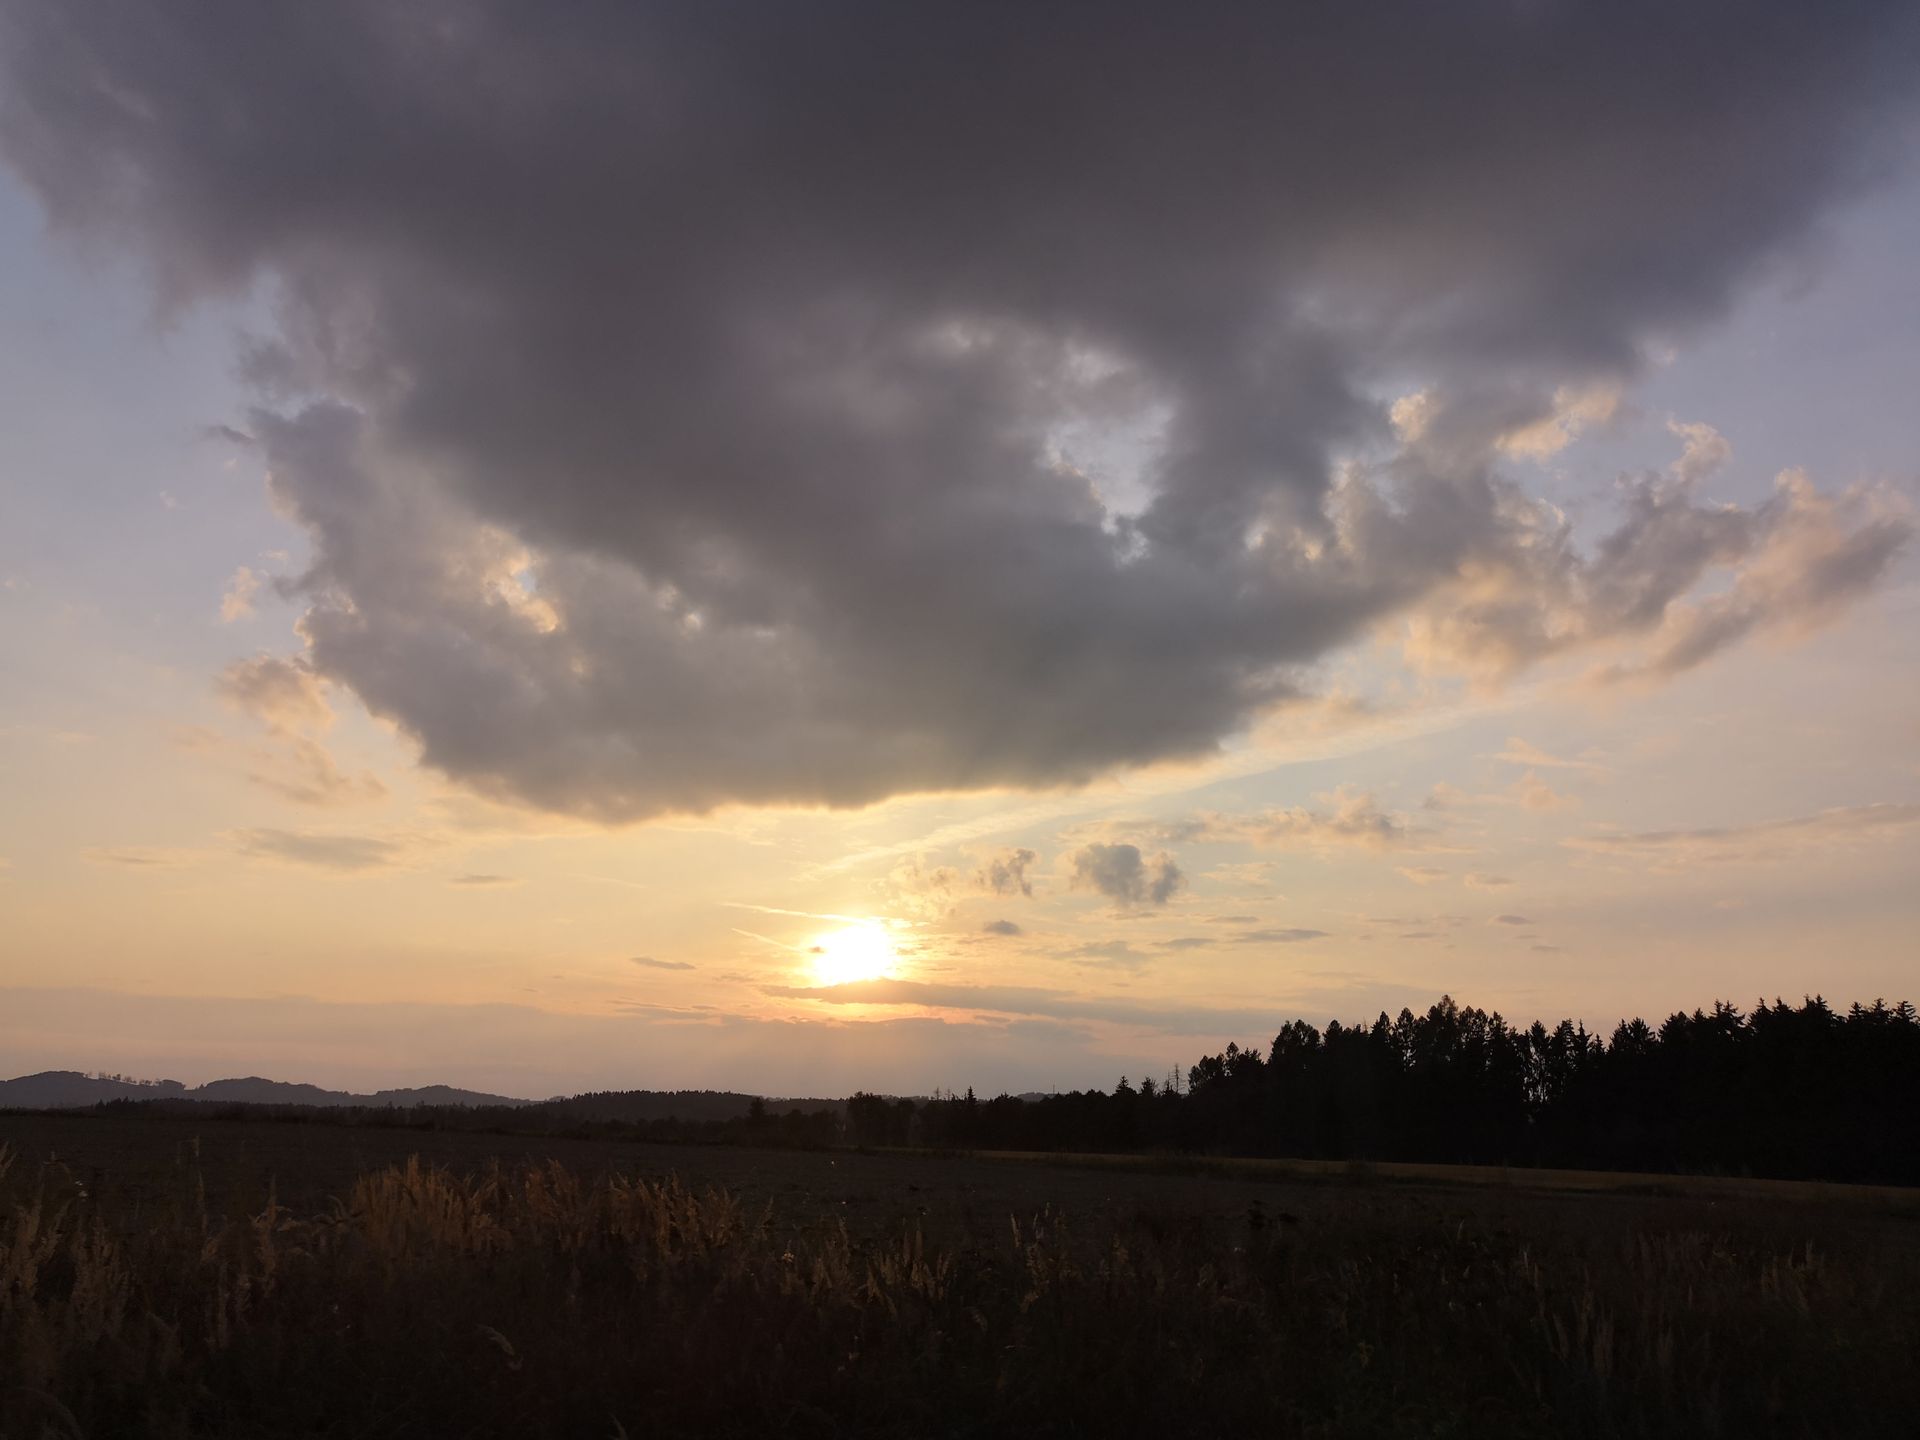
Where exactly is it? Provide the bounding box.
[851,995,1920,1184]
[55,993,1919,1185]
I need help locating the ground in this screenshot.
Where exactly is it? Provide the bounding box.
[3,1110,1918,1438]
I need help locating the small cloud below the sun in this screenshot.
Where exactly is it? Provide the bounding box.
[449,873,517,887]
[630,956,695,971]
[981,919,1023,937]
[1491,914,1534,926]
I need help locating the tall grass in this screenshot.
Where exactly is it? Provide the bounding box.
[1,1140,1913,1437]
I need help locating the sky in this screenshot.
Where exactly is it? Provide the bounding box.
[1,3,1916,1099]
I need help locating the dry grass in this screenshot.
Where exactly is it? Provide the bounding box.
[955,1146,1920,1205]
[2,1138,1916,1438]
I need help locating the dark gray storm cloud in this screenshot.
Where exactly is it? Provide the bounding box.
[3,3,1913,817]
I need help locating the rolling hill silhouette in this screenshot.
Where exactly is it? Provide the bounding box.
[0,1071,530,1110]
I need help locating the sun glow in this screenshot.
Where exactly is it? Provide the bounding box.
[808,921,896,987]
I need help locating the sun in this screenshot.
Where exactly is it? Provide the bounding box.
[808,922,896,987]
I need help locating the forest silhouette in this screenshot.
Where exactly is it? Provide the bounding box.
[61,993,1920,1188]
[851,995,1920,1185]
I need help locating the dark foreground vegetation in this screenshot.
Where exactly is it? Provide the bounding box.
[2,1123,1918,1439]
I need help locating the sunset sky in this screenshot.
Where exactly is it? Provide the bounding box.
[2,4,1916,1099]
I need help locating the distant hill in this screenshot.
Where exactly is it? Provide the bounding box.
[0,1071,529,1111]
[0,1072,845,1120]
[0,1072,190,1108]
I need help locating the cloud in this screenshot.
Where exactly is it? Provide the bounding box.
[1493,382,1623,461]
[230,828,408,872]
[1512,771,1577,812]
[1156,936,1215,950]
[449,872,517,887]
[1103,788,1413,854]
[216,655,330,732]
[885,846,1040,917]
[1589,471,1911,686]
[1248,789,1410,849]
[1397,866,1449,885]
[764,978,1278,1035]
[1166,787,1412,852]
[212,655,385,805]
[1491,914,1533,926]
[244,736,387,807]
[1067,843,1185,909]
[1366,913,1468,935]
[1567,802,1920,866]
[3,5,1913,817]
[977,848,1037,898]
[980,919,1023,937]
[1402,460,1909,685]
[81,847,190,869]
[203,423,258,449]
[1236,928,1330,945]
[1490,739,1606,773]
[1427,768,1576,815]
[629,956,695,971]
[1667,419,1733,486]
[1464,872,1514,890]
[1061,940,1153,972]
[219,565,263,622]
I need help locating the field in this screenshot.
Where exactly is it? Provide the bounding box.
[4,1111,1918,1438]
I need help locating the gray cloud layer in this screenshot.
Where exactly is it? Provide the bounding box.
[2,3,1912,817]
[1567,802,1920,865]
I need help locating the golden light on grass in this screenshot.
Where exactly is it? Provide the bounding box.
[807,921,896,987]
